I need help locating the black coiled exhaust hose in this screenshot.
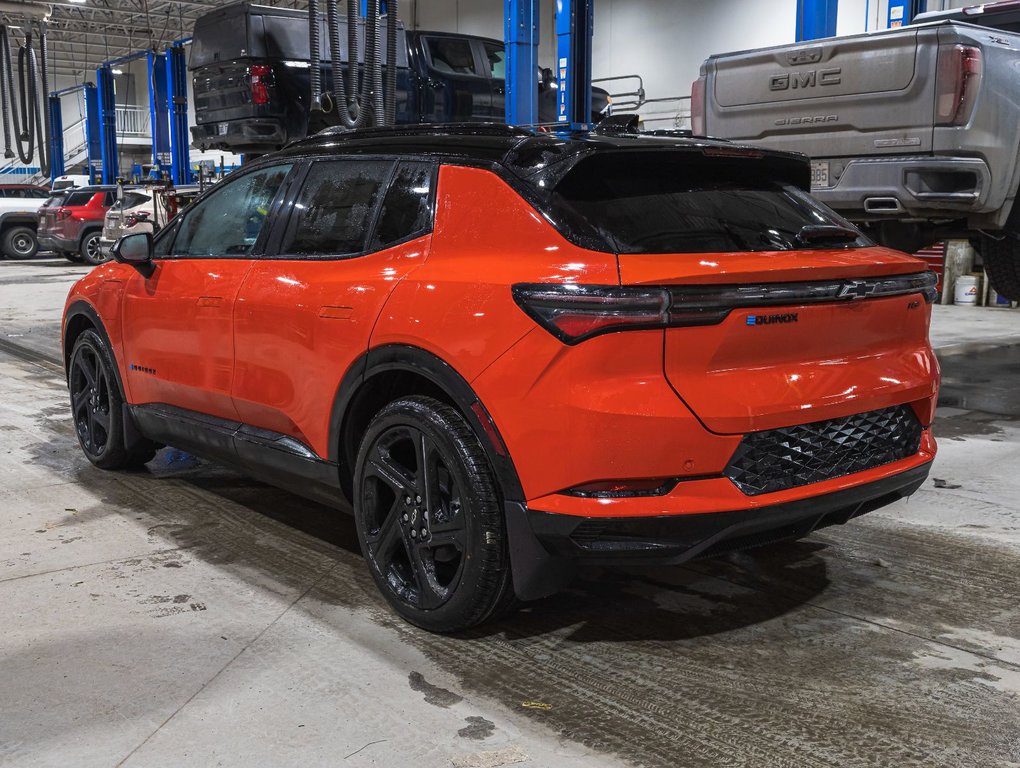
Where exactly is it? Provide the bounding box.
[308,0,324,111]
[383,0,397,125]
[0,24,50,175]
[324,0,344,115]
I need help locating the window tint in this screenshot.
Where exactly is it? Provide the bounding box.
[64,191,96,206]
[425,37,479,76]
[281,160,391,256]
[548,153,869,254]
[483,43,505,80]
[30,188,48,198]
[122,192,151,208]
[153,218,179,258]
[370,163,433,250]
[174,164,292,257]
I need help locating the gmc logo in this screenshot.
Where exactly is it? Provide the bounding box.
[770,68,842,91]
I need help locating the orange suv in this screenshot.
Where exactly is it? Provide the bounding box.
[63,125,939,632]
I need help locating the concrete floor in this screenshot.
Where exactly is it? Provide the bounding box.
[2,257,1020,768]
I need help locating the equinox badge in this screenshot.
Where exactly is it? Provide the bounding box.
[746,313,799,326]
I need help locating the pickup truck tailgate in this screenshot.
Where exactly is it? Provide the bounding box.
[707,28,938,158]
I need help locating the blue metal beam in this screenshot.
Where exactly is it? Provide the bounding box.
[96,65,118,183]
[48,95,64,181]
[148,51,171,178]
[166,43,193,185]
[555,0,593,129]
[84,84,102,184]
[505,0,539,126]
[796,0,838,42]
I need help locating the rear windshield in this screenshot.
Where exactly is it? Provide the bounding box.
[547,153,869,254]
[64,191,97,206]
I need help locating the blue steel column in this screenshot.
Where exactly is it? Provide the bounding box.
[166,43,193,184]
[96,65,118,183]
[148,52,172,178]
[796,0,838,42]
[48,95,64,181]
[505,0,539,126]
[555,0,593,129]
[83,84,102,184]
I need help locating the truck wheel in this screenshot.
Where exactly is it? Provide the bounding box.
[79,231,106,266]
[1,226,39,259]
[979,235,1020,302]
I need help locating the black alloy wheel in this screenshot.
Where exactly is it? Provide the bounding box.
[70,340,113,458]
[354,396,514,632]
[68,329,157,469]
[80,231,107,266]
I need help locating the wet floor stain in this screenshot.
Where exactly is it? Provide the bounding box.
[458,716,496,740]
[408,670,465,709]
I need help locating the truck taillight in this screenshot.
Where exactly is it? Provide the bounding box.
[936,45,982,126]
[249,64,272,106]
[690,75,707,136]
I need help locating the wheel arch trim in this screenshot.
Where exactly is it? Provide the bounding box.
[329,344,525,504]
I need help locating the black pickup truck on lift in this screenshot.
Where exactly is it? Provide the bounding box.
[191,2,610,155]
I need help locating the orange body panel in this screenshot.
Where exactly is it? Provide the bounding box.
[231,236,430,457]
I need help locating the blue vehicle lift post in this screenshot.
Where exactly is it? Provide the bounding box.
[47,84,103,184]
[148,51,172,179]
[555,0,593,130]
[505,0,540,126]
[166,39,194,185]
[796,0,838,41]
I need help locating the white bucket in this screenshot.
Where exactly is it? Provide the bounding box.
[954,274,980,306]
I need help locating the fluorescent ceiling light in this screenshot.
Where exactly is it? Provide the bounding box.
[111,68,123,75]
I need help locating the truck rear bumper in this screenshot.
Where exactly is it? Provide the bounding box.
[814,156,993,221]
[191,118,287,153]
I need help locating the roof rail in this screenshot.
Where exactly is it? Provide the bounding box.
[311,122,538,140]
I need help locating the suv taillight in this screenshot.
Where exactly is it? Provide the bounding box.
[56,207,71,221]
[936,44,982,126]
[125,211,150,227]
[690,75,707,136]
[249,64,273,106]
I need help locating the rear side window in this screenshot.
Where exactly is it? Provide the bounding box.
[548,153,869,254]
[122,192,151,208]
[280,160,391,257]
[484,43,506,80]
[369,162,433,250]
[425,37,479,76]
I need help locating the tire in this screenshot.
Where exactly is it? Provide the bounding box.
[79,231,107,266]
[979,234,1020,302]
[62,250,85,264]
[354,395,515,633]
[68,329,157,470]
[1,225,38,259]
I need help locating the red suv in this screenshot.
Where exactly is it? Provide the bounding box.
[38,186,116,265]
[62,126,939,632]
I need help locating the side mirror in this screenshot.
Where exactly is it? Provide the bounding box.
[539,67,554,91]
[112,232,155,278]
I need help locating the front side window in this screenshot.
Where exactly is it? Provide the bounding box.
[280,160,391,257]
[547,152,870,254]
[425,37,479,76]
[173,164,292,257]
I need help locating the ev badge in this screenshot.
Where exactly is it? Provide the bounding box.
[837,280,876,300]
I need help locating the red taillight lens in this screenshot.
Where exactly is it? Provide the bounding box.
[690,75,707,136]
[249,64,272,106]
[55,207,71,221]
[936,44,982,126]
[125,211,150,227]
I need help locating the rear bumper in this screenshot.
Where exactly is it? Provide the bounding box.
[191,118,287,153]
[814,155,994,220]
[526,460,932,565]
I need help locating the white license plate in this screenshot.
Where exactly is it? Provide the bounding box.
[217,122,229,136]
[810,160,830,189]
